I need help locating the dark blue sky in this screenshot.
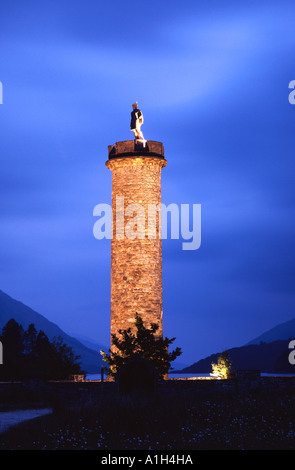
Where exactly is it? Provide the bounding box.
[0,0,295,365]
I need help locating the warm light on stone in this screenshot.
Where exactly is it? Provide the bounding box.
[106,140,167,343]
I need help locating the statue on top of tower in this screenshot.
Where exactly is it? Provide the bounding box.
[130,102,146,145]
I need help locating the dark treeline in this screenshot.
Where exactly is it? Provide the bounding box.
[0,318,83,380]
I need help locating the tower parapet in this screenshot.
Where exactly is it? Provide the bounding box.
[108,140,165,160]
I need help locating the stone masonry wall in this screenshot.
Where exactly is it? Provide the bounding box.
[106,151,167,344]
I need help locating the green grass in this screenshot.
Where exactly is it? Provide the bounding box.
[1,389,295,450]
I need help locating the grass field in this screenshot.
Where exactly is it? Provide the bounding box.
[0,387,295,450]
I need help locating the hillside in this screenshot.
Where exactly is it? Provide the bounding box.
[180,340,293,374]
[0,290,105,373]
[246,318,295,345]
[180,316,295,374]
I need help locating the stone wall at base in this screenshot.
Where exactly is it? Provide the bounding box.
[1,374,295,401]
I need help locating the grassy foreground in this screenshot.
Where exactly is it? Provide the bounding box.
[1,387,295,450]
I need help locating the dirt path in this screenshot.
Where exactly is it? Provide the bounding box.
[0,408,53,433]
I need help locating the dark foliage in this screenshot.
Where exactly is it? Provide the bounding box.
[101,313,182,379]
[0,318,82,380]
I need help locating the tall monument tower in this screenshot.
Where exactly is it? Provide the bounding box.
[105,140,167,343]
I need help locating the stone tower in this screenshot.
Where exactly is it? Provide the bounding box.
[105,140,167,344]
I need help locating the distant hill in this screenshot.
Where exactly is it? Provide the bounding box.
[0,289,105,373]
[170,361,190,371]
[179,316,295,374]
[179,340,293,374]
[246,318,295,345]
[73,334,106,354]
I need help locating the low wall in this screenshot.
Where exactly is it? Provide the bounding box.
[0,380,116,404]
[1,374,295,402]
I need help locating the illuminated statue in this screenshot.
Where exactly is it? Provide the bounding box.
[130,102,146,144]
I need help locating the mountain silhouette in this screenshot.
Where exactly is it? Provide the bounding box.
[179,340,293,374]
[0,289,105,373]
[246,318,295,345]
[179,317,295,374]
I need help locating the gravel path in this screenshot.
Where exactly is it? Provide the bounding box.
[0,408,53,433]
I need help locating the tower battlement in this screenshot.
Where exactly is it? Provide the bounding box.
[107,140,165,159]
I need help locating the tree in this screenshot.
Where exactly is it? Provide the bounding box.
[211,350,233,379]
[34,331,83,380]
[101,313,182,379]
[23,323,38,377]
[23,323,37,355]
[0,319,24,379]
[52,336,82,379]
[34,330,58,379]
[0,319,83,380]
